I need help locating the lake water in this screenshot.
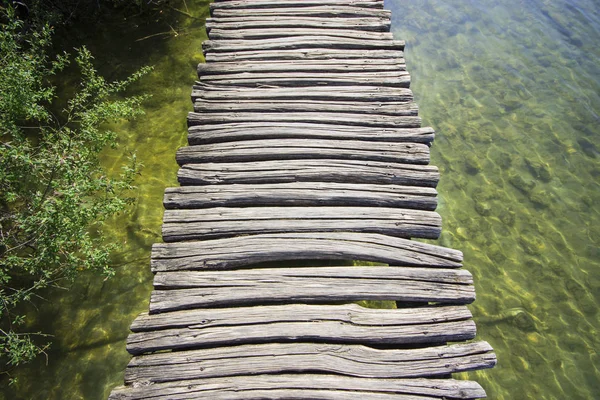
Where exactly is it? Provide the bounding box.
[1,0,598,399]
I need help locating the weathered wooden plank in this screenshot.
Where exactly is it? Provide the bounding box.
[131,304,471,332]
[151,231,463,272]
[192,83,413,102]
[211,0,385,10]
[176,139,428,166]
[203,37,405,53]
[205,17,391,33]
[150,266,473,311]
[192,101,419,120]
[124,342,496,383]
[110,389,456,400]
[197,60,407,76]
[198,71,411,88]
[110,375,486,400]
[161,207,441,241]
[177,159,440,187]
[128,304,475,354]
[187,112,419,129]
[163,182,437,210]
[208,27,393,41]
[204,48,404,62]
[210,6,392,19]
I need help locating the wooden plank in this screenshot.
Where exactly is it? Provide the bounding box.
[210,6,392,19]
[177,159,440,187]
[150,266,474,311]
[192,83,413,102]
[131,304,471,332]
[127,304,475,354]
[211,0,385,10]
[110,389,456,400]
[110,375,486,400]
[204,48,404,62]
[151,231,463,272]
[187,112,420,129]
[163,182,438,210]
[203,37,405,53]
[124,342,496,383]
[192,101,419,119]
[197,60,407,76]
[161,207,442,241]
[198,71,411,88]
[208,27,393,41]
[176,139,429,166]
[205,17,391,33]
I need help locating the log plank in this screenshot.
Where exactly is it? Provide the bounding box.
[192,83,413,102]
[151,231,463,272]
[205,17,391,33]
[204,48,404,62]
[197,60,407,76]
[187,112,420,129]
[111,376,484,400]
[210,6,392,19]
[161,206,442,241]
[176,139,429,166]
[208,27,393,41]
[110,375,486,400]
[211,0,385,10]
[124,342,496,383]
[163,182,437,210]
[203,37,405,53]
[198,72,411,88]
[177,159,440,187]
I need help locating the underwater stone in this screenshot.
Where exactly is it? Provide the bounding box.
[529,188,552,209]
[512,309,537,333]
[508,171,535,193]
[520,235,545,255]
[577,137,598,158]
[475,201,492,216]
[499,209,516,227]
[464,154,482,174]
[525,159,552,182]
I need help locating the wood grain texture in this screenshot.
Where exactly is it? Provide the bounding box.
[192,100,419,119]
[161,206,442,242]
[211,0,385,10]
[177,159,440,187]
[198,71,411,88]
[151,231,463,272]
[176,139,429,166]
[124,342,496,383]
[163,182,438,210]
[192,83,413,102]
[208,27,393,41]
[128,304,475,354]
[187,111,419,129]
[131,303,471,332]
[197,59,407,76]
[149,266,474,311]
[204,48,404,62]
[210,6,391,19]
[205,17,391,33]
[110,375,486,400]
[202,37,404,53]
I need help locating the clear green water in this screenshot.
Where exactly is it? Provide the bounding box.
[1,0,599,398]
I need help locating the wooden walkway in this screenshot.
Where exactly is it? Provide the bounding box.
[109,1,496,399]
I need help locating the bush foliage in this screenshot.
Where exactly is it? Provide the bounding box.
[0,6,151,370]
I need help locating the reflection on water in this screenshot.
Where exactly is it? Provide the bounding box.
[1,0,598,398]
[388,0,599,398]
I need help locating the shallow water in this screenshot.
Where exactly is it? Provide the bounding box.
[387,0,600,398]
[1,0,598,398]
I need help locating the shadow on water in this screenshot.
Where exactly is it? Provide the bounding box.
[0,1,210,399]
[387,0,599,398]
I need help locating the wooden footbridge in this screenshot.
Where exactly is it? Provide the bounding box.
[109,1,496,398]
